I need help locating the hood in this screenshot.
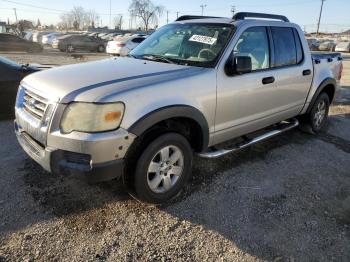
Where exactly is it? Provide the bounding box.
[21,57,201,103]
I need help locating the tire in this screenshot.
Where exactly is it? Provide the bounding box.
[300,92,330,134]
[133,133,193,204]
[97,45,105,53]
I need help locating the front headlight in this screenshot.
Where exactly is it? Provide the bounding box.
[60,102,124,133]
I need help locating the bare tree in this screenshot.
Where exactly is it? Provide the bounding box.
[59,7,100,30]
[59,13,74,30]
[129,0,164,32]
[85,10,100,29]
[70,6,85,30]
[113,14,123,30]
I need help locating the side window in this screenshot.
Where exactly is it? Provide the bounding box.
[132,38,145,43]
[233,27,270,71]
[293,29,304,64]
[271,27,297,67]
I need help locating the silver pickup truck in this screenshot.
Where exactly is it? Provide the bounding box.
[15,13,343,203]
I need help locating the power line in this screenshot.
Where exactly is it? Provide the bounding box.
[0,0,124,16]
[0,0,67,12]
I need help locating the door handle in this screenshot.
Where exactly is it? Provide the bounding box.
[262,76,275,85]
[303,69,312,76]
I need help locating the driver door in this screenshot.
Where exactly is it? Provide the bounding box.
[214,26,287,144]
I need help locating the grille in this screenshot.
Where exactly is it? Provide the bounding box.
[23,88,49,120]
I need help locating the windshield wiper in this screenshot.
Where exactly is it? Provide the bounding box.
[140,55,176,64]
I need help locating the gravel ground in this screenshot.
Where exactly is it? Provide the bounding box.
[0,51,349,262]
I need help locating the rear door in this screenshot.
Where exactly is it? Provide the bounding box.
[269,27,312,114]
[0,35,26,51]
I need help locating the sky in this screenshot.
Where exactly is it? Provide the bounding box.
[0,0,349,33]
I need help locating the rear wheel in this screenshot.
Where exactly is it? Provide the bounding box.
[300,92,330,134]
[97,45,105,53]
[133,133,193,204]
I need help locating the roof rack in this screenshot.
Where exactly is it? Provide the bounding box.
[176,15,223,22]
[232,12,289,22]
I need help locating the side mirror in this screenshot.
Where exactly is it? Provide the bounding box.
[225,55,252,76]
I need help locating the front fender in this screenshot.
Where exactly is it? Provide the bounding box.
[128,105,210,151]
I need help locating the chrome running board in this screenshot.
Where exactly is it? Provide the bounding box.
[198,118,299,159]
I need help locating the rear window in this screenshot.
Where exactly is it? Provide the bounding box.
[271,27,297,67]
[131,38,145,43]
[293,29,304,64]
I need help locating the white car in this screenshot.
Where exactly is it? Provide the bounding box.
[42,32,64,45]
[106,36,146,56]
[335,41,350,52]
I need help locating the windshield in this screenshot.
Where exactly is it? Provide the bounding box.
[130,23,234,68]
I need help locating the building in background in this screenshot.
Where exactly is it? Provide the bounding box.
[0,22,6,33]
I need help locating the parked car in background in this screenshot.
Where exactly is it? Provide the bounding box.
[101,33,122,41]
[0,33,43,52]
[42,32,64,45]
[14,13,343,203]
[306,38,320,51]
[0,57,41,119]
[318,40,336,51]
[335,41,350,52]
[106,36,146,56]
[87,32,99,37]
[53,35,106,52]
[32,31,53,43]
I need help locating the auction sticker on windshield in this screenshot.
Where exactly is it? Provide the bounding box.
[189,35,217,45]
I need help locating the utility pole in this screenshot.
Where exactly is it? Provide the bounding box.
[119,15,123,30]
[200,4,207,16]
[231,5,236,17]
[316,0,325,35]
[167,11,169,24]
[13,8,18,22]
[109,0,112,29]
[176,12,179,19]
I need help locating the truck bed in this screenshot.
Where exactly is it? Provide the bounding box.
[311,51,343,60]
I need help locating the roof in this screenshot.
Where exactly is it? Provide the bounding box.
[174,12,292,27]
[173,18,296,29]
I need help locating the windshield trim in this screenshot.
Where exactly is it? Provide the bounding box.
[130,23,236,69]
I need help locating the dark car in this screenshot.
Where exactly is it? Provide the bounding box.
[0,33,43,53]
[0,57,40,119]
[55,35,106,53]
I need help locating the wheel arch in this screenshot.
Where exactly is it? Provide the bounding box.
[306,77,336,114]
[128,105,210,153]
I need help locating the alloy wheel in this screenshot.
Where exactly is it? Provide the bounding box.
[146,145,184,194]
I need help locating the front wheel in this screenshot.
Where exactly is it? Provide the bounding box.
[133,133,193,204]
[300,92,330,134]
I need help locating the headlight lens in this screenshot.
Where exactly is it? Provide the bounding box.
[60,102,124,133]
